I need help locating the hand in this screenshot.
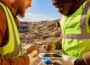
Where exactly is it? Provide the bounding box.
[27,45,40,65]
[27,50,39,65]
[21,43,33,54]
[27,45,40,57]
[61,55,76,65]
[46,43,56,51]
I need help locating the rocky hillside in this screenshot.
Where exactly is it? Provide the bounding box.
[18,19,62,65]
[18,19,62,45]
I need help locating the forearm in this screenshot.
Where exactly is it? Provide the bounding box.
[55,40,62,49]
[0,55,30,65]
[74,52,90,65]
[54,33,62,50]
[74,58,86,65]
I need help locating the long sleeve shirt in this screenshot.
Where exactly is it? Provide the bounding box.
[74,52,90,65]
[0,0,30,65]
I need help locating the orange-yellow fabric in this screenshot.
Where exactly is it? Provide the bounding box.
[0,0,30,65]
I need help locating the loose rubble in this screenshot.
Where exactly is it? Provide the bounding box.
[18,19,62,65]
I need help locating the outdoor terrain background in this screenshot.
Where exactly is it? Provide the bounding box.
[18,19,62,65]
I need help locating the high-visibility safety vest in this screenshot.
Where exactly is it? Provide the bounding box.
[60,1,90,58]
[0,2,22,57]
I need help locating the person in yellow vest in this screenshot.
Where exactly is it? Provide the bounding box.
[47,0,90,65]
[0,0,40,65]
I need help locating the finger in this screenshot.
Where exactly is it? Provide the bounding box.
[30,50,38,57]
[27,46,40,56]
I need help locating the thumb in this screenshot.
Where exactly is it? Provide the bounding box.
[30,50,38,57]
[27,45,40,57]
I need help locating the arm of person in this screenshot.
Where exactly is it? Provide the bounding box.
[61,48,90,65]
[0,6,30,65]
[0,45,40,65]
[0,55,29,65]
[0,7,40,65]
[46,34,62,51]
[59,54,86,65]
[74,52,90,65]
[51,30,62,50]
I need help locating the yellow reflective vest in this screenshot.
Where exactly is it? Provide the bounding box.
[0,2,22,57]
[60,1,90,58]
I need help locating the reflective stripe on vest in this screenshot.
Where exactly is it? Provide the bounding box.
[0,2,21,57]
[63,1,90,39]
[60,1,90,58]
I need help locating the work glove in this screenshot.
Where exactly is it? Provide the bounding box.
[42,43,56,51]
[46,43,56,51]
[45,43,61,51]
[27,50,38,65]
[60,55,76,65]
[27,45,40,65]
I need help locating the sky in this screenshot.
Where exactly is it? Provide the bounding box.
[18,0,62,22]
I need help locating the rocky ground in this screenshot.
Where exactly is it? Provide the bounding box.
[18,19,62,65]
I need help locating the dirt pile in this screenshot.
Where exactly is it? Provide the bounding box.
[18,19,62,65]
[18,19,61,45]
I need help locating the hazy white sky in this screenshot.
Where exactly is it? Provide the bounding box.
[18,0,62,22]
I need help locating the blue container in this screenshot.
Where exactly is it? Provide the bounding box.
[41,58,51,63]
